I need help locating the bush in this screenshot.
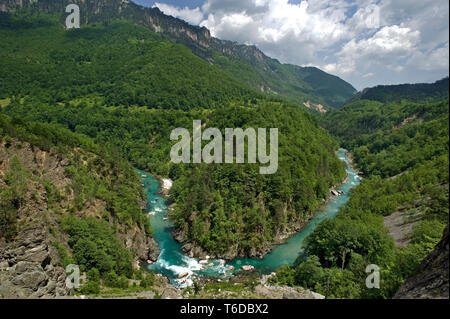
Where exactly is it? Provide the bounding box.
[62,216,133,278]
[139,272,155,288]
[80,280,100,295]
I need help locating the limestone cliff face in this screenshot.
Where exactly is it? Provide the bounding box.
[0,0,214,54]
[0,139,71,298]
[0,0,273,67]
[0,138,158,298]
[394,226,449,299]
[0,0,356,108]
[0,225,70,298]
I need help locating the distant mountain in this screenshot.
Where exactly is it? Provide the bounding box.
[0,14,261,110]
[0,0,357,109]
[0,12,348,261]
[350,77,449,104]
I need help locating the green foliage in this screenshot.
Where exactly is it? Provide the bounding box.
[61,216,133,278]
[212,50,356,109]
[87,267,101,282]
[0,189,19,241]
[168,103,346,256]
[0,3,357,111]
[0,13,349,257]
[51,242,74,268]
[274,98,449,299]
[305,214,395,268]
[0,17,261,109]
[294,256,325,289]
[139,272,155,288]
[0,114,152,235]
[0,156,29,241]
[350,77,449,104]
[41,180,62,207]
[80,280,100,295]
[2,91,345,257]
[104,270,129,289]
[0,11,57,30]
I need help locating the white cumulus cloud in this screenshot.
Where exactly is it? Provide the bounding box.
[150,0,449,90]
[153,2,205,25]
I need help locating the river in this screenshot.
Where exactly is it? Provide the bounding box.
[136,148,361,287]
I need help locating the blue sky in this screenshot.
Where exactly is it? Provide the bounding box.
[131,0,449,90]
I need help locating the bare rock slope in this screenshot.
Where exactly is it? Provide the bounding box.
[0,137,158,298]
[394,226,449,299]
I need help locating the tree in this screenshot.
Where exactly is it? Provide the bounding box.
[294,256,325,289]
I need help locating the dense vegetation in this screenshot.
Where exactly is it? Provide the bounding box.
[0,13,261,110]
[4,9,447,299]
[0,114,154,291]
[0,114,150,231]
[350,77,449,105]
[169,104,346,257]
[3,98,346,258]
[274,98,449,298]
[211,49,356,109]
[0,13,348,258]
[0,0,356,110]
[0,155,28,241]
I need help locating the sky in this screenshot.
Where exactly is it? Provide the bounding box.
[132,0,449,90]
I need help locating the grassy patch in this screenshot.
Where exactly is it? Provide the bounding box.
[0,98,10,108]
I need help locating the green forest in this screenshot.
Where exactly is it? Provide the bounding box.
[350,78,449,104]
[0,13,261,110]
[0,0,357,110]
[0,13,346,259]
[0,10,448,299]
[273,98,449,298]
[211,49,357,109]
[2,98,347,259]
[0,114,155,292]
[168,104,346,257]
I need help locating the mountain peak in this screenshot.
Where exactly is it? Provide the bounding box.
[0,0,356,108]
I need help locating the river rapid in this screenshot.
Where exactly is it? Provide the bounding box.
[136,148,361,287]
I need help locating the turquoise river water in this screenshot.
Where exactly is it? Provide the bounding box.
[136,148,361,287]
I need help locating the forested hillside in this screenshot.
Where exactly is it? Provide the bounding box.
[3,99,347,259]
[0,13,347,260]
[210,46,356,109]
[273,94,449,299]
[169,104,346,259]
[350,77,449,105]
[0,14,260,110]
[0,0,356,109]
[2,5,446,300]
[0,115,159,297]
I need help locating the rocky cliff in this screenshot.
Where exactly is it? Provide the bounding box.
[394,226,449,299]
[0,122,159,298]
[0,0,273,68]
[0,0,356,108]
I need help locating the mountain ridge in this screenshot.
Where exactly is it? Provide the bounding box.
[0,13,348,262]
[0,0,357,109]
[349,77,449,105]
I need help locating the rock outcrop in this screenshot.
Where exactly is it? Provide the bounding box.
[0,0,356,109]
[0,226,70,298]
[394,226,449,299]
[0,137,159,298]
